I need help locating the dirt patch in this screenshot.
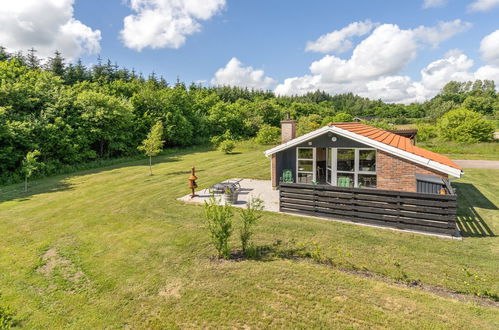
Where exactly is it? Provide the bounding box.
[37,247,89,290]
[158,281,182,299]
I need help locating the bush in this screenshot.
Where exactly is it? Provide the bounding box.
[204,196,234,259]
[239,197,264,255]
[255,125,280,145]
[437,108,494,143]
[333,112,354,122]
[218,140,236,154]
[416,124,437,142]
[0,303,15,329]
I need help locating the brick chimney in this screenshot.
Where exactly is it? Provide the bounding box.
[281,118,296,143]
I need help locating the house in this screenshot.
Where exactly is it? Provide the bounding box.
[264,120,462,236]
[265,120,462,193]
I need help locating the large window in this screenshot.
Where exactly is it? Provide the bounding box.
[297,147,315,184]
[333,148,377,188]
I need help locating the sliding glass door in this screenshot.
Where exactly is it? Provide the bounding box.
[327,148,377,188]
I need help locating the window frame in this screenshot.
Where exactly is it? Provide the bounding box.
[296,147,316,184]
[331,147,377,188]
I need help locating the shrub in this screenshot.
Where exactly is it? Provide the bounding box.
[0,303,15,329]
[218,140,236,154]
[333,112,353,122]
[255,125,280,145]
[416,124,437,142]
[204,196,234,259]
[239,197,264,255]
[437,108,494,143]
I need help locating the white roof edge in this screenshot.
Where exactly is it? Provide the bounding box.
[263,125,462,178]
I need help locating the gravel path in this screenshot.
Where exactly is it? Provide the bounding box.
[452,160,499,169]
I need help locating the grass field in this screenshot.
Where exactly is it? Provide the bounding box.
[0,142,498,328]
[418,140,499,160]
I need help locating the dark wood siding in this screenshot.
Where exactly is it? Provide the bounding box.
[279,183,458,236]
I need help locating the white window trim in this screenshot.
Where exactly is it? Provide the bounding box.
[296,147,316,184]
[331,148,376,188]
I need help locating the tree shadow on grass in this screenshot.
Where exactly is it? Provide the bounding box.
[454,182,496,237]
[0,155,183,204]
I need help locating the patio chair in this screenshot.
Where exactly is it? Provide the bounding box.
[281,169,293,183]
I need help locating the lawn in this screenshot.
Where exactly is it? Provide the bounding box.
[0,142,498,328]
[418,140,499,160]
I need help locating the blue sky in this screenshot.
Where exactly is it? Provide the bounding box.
[1,0,499,103]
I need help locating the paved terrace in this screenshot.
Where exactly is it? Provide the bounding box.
[178,178,279,212]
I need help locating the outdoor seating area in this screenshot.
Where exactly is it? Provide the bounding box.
[178,178,279,212]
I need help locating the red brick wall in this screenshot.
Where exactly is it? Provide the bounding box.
[376,150,448,192]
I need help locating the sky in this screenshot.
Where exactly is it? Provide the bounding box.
[0,0,498,103]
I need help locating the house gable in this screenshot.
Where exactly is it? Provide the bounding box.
[265,124,462,178]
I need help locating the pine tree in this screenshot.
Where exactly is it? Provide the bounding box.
[46,50,65,76]
[137,121,164,175]
[0,46,10,61]
[26,47,40,69]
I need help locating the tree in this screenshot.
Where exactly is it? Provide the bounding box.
[239,197,264,255]
[296,114,321,136]
[137,121,164,175]
[46,50,65,76]
[76,90,134,158]
[255,124,280,145]
[437,108,494,143]
[22,150,42,192]
[25,47,40,70]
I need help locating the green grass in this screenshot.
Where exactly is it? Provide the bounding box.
[0,142,498,328]
[419,140,499,160]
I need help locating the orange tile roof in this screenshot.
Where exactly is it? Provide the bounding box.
[330,122,461,170]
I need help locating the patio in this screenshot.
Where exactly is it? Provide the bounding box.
[178,178,279,212]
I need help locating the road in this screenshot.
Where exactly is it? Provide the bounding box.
[452,160,499,169]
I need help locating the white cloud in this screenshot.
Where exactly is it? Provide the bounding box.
[423,0,447,8]
[211,57,276,89]
[413,19,472,47]
[480,30,499,65]
[469,0,499,12]
[275,20,476,103]
[0,0,101,59]
[121,0,226,51]
[305,20,377,53]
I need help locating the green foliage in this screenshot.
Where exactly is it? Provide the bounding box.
[22,149,42,191]
[416,124,437,142]
[204,195,234,259]
[138,121,164,175]
[462,95,495,115]
[218,140,236,154]
[296,114,321,136]
[437,108,494,143]
[0,50,497,184]
[0,304,16,329]
[138,121,164,156]
[332,112,354,122]
[239,197,264,254]
[363,119,392,130]
[255,125,280,145]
